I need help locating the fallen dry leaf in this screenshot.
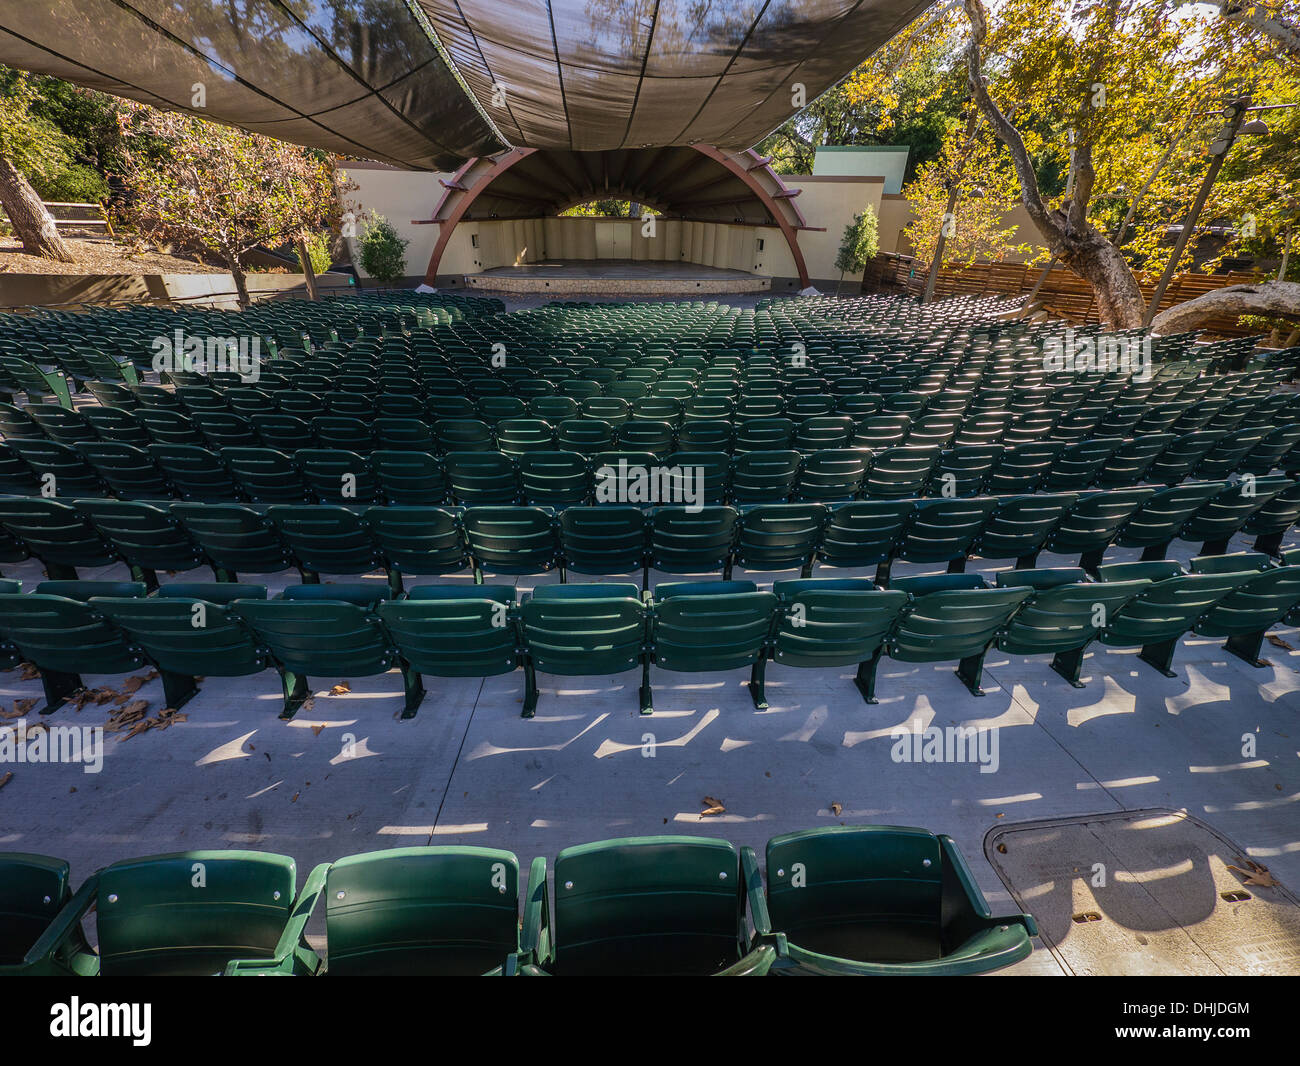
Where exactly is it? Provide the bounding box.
[291,792,300,803]
[329,681,351,696]
[18,662,39,681]
[1228,859,1279,888]
[830,801,843,816]
[1267,634,1294,651]
[0,770,11,790]
[311,725,326,737]
[701,795,726,816]
[14,697,37,715]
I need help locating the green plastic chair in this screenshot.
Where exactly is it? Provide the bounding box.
[444,451,519,506]
[648,583,777,710]
[379,586,519,695]
[231,596,418,719]
[1179,475,1291,555]
[814,499,913,573]
[515,837,775,976]
[890,497,998,579]
[995,568,1151,686]
[557,506,648,581]
[1192,557,1300,666]
[863,446,939,499]
[517,584,647,717]
[267,505,386,585]
[462,506,562,582]
[887,576,1032,696]
[223,446,311,504]
[72,499,205,588]
[0,582,148,711]
[171,502,294,582]
[518,451,591,507]
[372,450,448,505]
[734,503,827,576]
[754,826,1037,975]
[0,853,95,975]
[648,505,738,580]
[363,506,468,588]
[287,847,524,976]
[0,497,118,580]
[33,851,323,976]
[770,582,907,704]
[149,443,242,502]
[731,449,802,503]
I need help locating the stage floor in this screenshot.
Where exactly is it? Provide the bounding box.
[464,258,771,294]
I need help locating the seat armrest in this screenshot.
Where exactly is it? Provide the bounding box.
[24,870,101,974]
[518,856,550,967]
[740,846,772,938]
[223,861,328,976]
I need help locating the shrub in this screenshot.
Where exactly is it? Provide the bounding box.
[358,213,408,284]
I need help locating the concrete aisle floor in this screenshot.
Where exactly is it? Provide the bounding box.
[2,532,1298,976]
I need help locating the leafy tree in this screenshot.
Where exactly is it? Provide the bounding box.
[295,231,333,276]
[834,207,880,293]
[358,213,409,285]
[113,102,344,307]
[0,73,74,260]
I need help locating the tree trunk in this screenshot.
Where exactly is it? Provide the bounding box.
[296,235,319,301]
[1058,229,1147,329]
[226,256,251,310]
[1148,280,1300,335]
[0,152,74,262]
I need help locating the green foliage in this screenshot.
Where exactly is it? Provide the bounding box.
[0,72,76,183]
[562,199,634,217]
[358,213,409,283]
[31,162,108,204]
[295,230,333,275]
[834,207,880,276]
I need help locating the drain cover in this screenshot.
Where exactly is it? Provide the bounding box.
[986,808,1300,976]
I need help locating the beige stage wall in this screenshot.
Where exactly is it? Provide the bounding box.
[338,163,1049,288]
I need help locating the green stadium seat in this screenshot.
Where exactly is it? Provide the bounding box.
[267,505,386,585]
[372,450,448,505]
[149,444,241,502]
[648,505,738,580]
[363,506,468,588]
[444,451,520,506]
[753,826,1036,975]
[462,506,562,582]
[734,503,827,576]
[223,447,311,504]
[170,502,294,581]
[0,853,94,975]
[557,506,648,580]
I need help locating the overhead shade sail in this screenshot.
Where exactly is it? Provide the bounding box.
[416,0,935,151]
[0,0,934,166]
[0,0,506,170]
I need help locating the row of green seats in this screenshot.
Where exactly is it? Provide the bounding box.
[0,826,1038,976]
[0,480,1294,591]
[1,554,1296,720]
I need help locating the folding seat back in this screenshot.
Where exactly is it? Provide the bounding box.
[651,585,776,673]
[444,451,519,506]
[379,586,518,678]
[72,499,204,585]
[321,848,521,976]
[730,449,801,503]
[363,506,468,579]
[518,450,591,507]
[0,402,45,439]
[477,396,528,425]
[1241,479,1300,555]
[193,410,259,449]
[1180,475,1291,554]
[852,414,910,449]
[223,446,311,504]
[25,404,96,446]
[528,396,579,423]
[138,407,203,447]
[434,419,494,454]
[1146,430,1227,485]
[761,826,1036,975]
[616,419,675,458]
[295,449,380,504]
[72,441,172,499]
[734,417,796,454]
[0,583,147,710]
[0,497,117,577]
[0,854,82,973]
[934,445,1003,498]
[495,418,555,457]
[231,596,403,717]
[545,837,748,976]
[675,420,733,451]
[815,500,912,570]
[794,416,855,452]
[373,417,436,452]
[1193,427,1269,479]
[995,567,1151,683]
[557,506,648,577]
[6,438,105,497]
[372,450,448,505]
[171,502,294,580]
[94,582,270,683]
[462,506,561,578]
[1193,563,1300,664]
[733,503,827,574]
[1046,487,1156,558]
[581,397,631,427]
[794,449,870,502]
[249,413,314,453]
[988,441,1065,494]
[862,446,939,499]
[518,585,646,714]
[267,505,384,579]
[95,852,298,976]
[895,497,998,566]
[666,450,730,504]
[1111,481,1226,557]
[1097,559,1255,674]
[648,506,738,577]
[1094,433,1174,488]
[887,580,1031,694]
[556,418,616,456]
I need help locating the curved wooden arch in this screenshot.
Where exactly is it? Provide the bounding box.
[423,145,810,286]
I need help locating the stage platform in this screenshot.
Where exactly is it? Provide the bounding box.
[463,259,771,295]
